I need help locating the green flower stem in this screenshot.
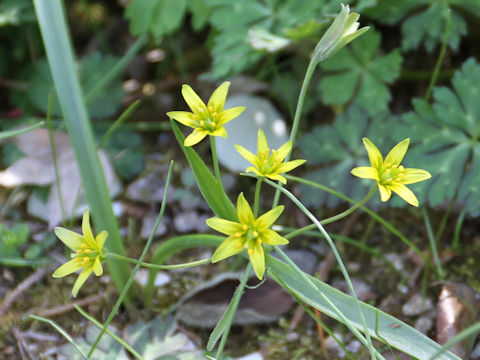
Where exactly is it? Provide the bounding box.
[253,177,263,217]
[88,161,174,358]
[425,9,451,102]
[106,253,211,270]
[74,305,142,360]
[215,263,253,359]
[272,55,318,207]
[210,136,225,195]
[286,174,426,261]
[452,208,466,250]
[422,208,445,279]
[283,186,376,240]
[263,177,377,359]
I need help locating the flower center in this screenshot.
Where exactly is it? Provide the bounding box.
[193,106,218,131]
[73,242,98,265]
[380,163,405,184]
[258,149,280,174]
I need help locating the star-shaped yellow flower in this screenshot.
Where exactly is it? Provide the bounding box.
[53,210,107,297]
[351,137,431,207]
[206,193,288,280]
[167,81,245,147]
[235,128,306,184]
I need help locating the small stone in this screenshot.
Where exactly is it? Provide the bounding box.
[471,342,480,359]
[385,253,405,271]
[325,333,345,358]
[285,332,299,342]
[236,352,263,360]
[415,314,434,334]
[402,293,434,316]
[174,211,200,233]
[346,340,361,353]
[134,269,170,287]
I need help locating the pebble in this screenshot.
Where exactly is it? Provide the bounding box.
[415,313,434,334]
[402,293,434,316]
[134,269,171,287]
[141,214,169,239]
[471,342,480,359]
[235,352,263,360]
[174,211,201,233]
[346,340,362,353]
[324,333,345,358]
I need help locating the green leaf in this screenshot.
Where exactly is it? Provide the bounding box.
[103,130,144,180]
[399,58,480,215]
[27,53,124,118]
[171,120,236,220]
[366,0,480,52]
[267,255,461,360]
[297,104,401,208]
[318,29,402,116]
[125,0,187,38]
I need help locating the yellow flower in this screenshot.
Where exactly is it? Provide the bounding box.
[167,81,245,147]
[351,138,431,207]
[235,128,306,184]
[206,193,288,280]
[52,210,107,297]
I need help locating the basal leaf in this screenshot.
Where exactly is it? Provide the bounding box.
[366,0,480,52]
[399,58,480,215]
[318,29,402,116]
[297,104,401,208]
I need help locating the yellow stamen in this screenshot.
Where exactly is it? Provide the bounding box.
[77,249,83,254]
[236,242,243,248]
[242,224,248,230]
[192,114,200,120]
[211,122,216,127]
[82,257,90,264]
[248,248,253,255]
[253,231,258,237]
[208,106,213,112]
[200,120,205,126]
[212,112,217,117]
[81,243,88,249]
[76,257,83,262]
[235,232,241,237]
[84,249,91,254]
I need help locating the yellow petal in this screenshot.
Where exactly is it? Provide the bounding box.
[384,138,410,166]
[378,184,391,202]
[261,229,289,245]
[82,210,95,246]
[167,111,196,127]
[212,236,243,263]
[351,166,379,181]
[54,227,84,251]
[209,127,228,138]
[246,166,263,177]
[207,81,230,113]
[95,230,108,250]
[235,145,258,166]
[265,172,287,184]
[92,257,103,276]
[237,193,254,224]
[275,159,306,174]
[257,128,268,154]
[216,106,245,125]
[390,183,419,207]
[72,267,93,297]
[362,138,383,169]
[255,205,284,230]
[206,218,243,235]
[184,130,208,147]
[401,168,431,185]
[52,259,85,278]
[181,85,207,114]
[275,141,292,161]
[248,242,265,280]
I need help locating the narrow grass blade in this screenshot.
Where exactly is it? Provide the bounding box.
[32,0,131,298]
[171,120,236,220]
[29,315,88,360]
[0,121,44,139]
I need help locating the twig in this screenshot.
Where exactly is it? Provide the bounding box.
[12,327,34,360]
[0,267,48,316]
[33,293,106,318]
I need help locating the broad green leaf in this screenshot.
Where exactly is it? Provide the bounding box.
[366,0,480,52]
[26,53,124,118]
[267,255,461,360]
[399,58,480,215]
[171,120,236,221]
[297,104,401,208]
[125,0,187,38]
[318,29,402,116]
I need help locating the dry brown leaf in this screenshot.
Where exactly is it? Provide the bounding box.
[0,128,120,227]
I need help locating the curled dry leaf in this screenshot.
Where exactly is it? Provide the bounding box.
[0,128,120,227]
[436,282,480,359]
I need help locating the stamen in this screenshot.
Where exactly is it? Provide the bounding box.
[200,120,205,126]
[84,249,91,254]
[81,243,88,249]
[235,232,241,237]
[82,257,90,264]
[76,257,83,262]
[242,224,248,230]
[236,242,243,248]
[212,112,217,117]
[211,122,216,127]
[253,231,258,237]
[247,248,253,255]
[77,249,83,254]
[208,106,213,112]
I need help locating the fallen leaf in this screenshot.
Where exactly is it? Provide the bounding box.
[0,128,120,227]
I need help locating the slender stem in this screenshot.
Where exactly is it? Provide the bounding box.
[215,263,252,359]
[452,208,466,250]
[253,178,263,217]
[74,305,142,360]
[88,161,174,358]
[107,253,211,270]
[272,56,318,207]
[285,174,426,260]
[435,195,456,244]
[46,95,67,225]
[210,136,225,194]
[422,208,445,279]
[322,186,376,224]
[264,178,377,359]
[425,9,451,101]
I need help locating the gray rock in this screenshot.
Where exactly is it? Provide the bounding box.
[402,293,434,316]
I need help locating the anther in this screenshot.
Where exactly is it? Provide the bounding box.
[200,120,205,126]
[84,249,91,254]
[211,122,216,127]
[235,232,241,237]
[81,243,88,249]
[253,231,258,237]
[77,249,83,254]
[248,249,253,255]
[192,114,200,120]
[236,242,243,248]
[242,224,248,230]
[208,106,213,112]
[212,112,217,117]
[82,257,89,264]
